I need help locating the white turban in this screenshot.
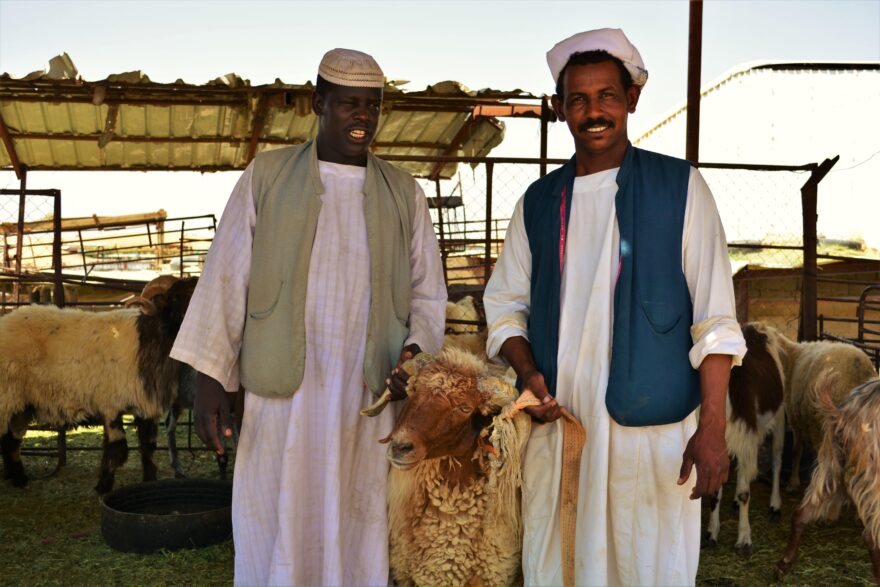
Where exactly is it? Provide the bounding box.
[318,48,384,88]
[546,28,648,87]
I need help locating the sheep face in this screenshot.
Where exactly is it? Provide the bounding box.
[384,348,508,470]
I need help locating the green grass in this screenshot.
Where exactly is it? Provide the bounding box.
[1,423,874,586]
[0,421,234,587]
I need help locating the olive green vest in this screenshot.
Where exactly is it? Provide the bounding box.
[240,140,416,398]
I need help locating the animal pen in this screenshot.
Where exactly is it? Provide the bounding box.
[1,42,880,586]
[1,59,879,452]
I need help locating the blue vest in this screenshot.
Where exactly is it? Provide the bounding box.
[522,145,699,426]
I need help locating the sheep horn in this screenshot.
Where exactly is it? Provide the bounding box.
[361,389,394,417]
[125,296,158,316]
[360,352,436,417]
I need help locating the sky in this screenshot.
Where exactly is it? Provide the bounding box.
[0,0,878,220]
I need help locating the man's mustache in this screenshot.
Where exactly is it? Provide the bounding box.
[577,119,614,133]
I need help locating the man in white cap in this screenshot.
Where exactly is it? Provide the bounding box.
[484,29,746,585]
[171,48,446,585]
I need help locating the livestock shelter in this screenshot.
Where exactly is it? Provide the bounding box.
[0,53,553,310]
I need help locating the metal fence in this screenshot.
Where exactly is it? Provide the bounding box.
[391,154,856,341]
[3,154,873,342]
[1,187,216,312]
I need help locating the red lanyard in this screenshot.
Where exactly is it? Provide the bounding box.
[559,186,567,274]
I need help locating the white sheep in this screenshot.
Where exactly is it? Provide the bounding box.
[369,347,531,587]
[0,278,197,493]
[445,295,480,333]
[773,332,878,493]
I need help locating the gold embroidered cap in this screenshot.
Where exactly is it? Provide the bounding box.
[318,48,385,88]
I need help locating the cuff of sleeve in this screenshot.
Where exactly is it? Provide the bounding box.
[486,316,529,364]
[689,316,747,369]
[170,347,241,392]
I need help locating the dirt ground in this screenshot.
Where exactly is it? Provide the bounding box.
[1,422,875,586]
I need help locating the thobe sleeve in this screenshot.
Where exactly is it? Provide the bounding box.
[682,167,747,369]
[170,163,256,391]
[484,196,532,363]
[403,181,447,355]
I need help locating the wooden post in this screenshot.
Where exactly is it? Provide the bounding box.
[12,166,26,302]
[179,221,186,278]
[52,191,63,308]
[685,0,703,163]
[799,156,840,341]
[484,162,494,284]
[540,97,550,177]
[435,180,449,287]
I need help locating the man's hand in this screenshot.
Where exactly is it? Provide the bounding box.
[679,353,733,499]
[522,369,563,423]
[498,336,563,423]
[194,372,234,455]
[386,343,421,400]
[678,415,729,499]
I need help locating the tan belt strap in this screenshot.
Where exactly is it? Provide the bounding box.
[509,391,586,587]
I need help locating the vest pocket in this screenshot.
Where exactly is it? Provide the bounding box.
[248,280,283,320]
[640,300,683,335]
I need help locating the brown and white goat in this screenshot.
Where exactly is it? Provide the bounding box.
[776,377,880,583]
[705,322,787,555]
[0,277,197,493]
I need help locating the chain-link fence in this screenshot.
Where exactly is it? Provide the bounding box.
[0,189,60,309]
[394,155,849,341]
[699,164,813,339]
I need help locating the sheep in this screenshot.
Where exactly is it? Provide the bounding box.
[770,330,878,493]
[446,295,480,333]
[0,277,197,493]
[776,377,880,582]
[705,322,787,556]
[367,347,532,587]
[126,275,231,481]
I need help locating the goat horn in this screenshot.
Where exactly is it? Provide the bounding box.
[361,389,394,417]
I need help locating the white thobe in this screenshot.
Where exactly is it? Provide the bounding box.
[171,160,446,586]
[484,166,746,586]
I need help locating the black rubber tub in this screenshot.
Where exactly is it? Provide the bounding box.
[101,478,232,554]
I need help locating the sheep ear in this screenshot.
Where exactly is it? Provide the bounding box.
[477,376,518,415]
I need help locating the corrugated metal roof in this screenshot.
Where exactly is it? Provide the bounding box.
[0,54,541,179]
[635,61,880,144]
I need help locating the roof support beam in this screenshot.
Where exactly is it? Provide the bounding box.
[7,131,457,151]
[427,114,480,181]
[246,96,269,164]
[98,104,119,148]
[472,104,542,118]
[0,112,23,179]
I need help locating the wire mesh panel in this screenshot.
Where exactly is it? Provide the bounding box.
[412,156,827,341]
[0,191,59,306]
[420,160,563,287]
[699,166,810,338]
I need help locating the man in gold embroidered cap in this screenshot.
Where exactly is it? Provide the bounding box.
[484,28,746,585]
[172,49,447,585]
